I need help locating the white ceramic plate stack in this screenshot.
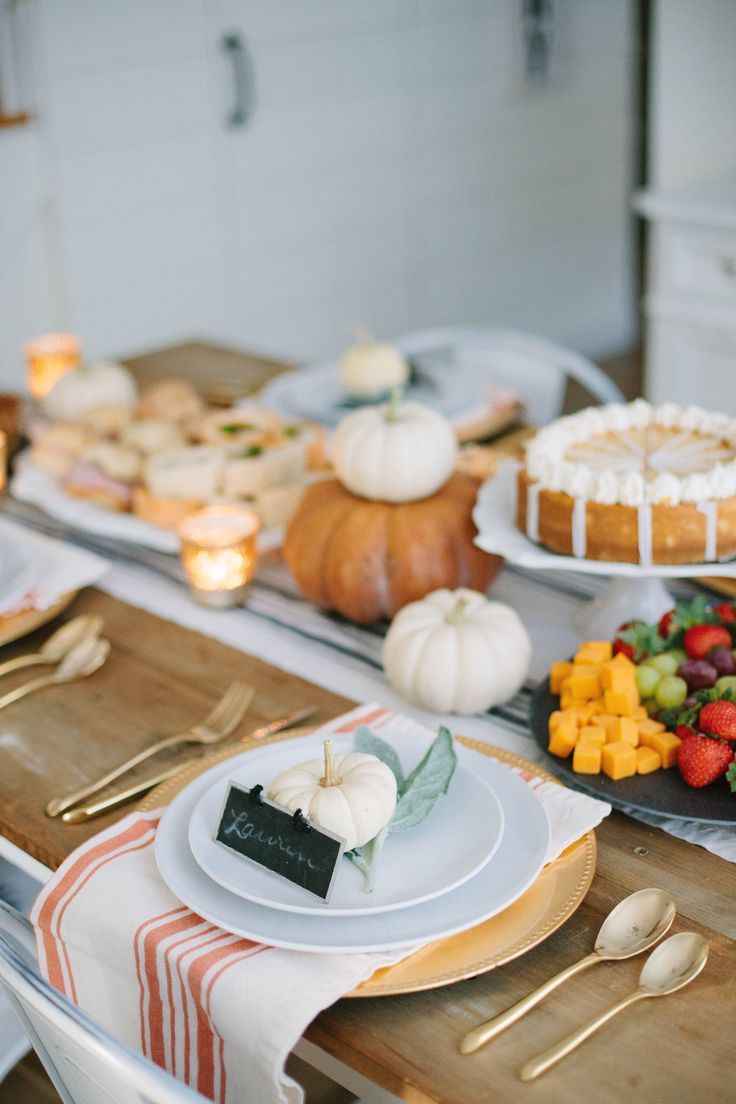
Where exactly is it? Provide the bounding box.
[155,729,551,954]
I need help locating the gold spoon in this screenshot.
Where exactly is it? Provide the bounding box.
[0,615,104,677]
[0,637,110,711]
[519,931,708,1081]
[459,887,676,1054]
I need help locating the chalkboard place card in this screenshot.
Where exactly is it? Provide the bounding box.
[213,781,346,902]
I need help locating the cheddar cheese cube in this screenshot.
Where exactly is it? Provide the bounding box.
[548,710,564,735]
[604,686,640,717]
[632,705,648,721]
[585,698,607,718]
[548,723,578,759]
[637,718,666,747]
[595,714,618,739]
[550,661,574,694]
[600,653,635,688]
[605,667,638,695]
[573,743,602,774]
[560,691,588,711]
[578,725,606,747]
[636,746,662,775]
[601,741,637,780]
[569,666,601,700]
[611,651,636,670]
[605,717,639,748]
[650,730,682,769]
[574,640,613,664]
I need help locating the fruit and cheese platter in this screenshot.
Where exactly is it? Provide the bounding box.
[530,594,736,823]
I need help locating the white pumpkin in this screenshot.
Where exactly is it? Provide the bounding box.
[339,339,408,399]
[43,361,138,421]
[267,740,397,850]
[383,588,532,714]
[332,398,457,503]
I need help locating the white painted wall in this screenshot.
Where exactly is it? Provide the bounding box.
[0,0,638,390]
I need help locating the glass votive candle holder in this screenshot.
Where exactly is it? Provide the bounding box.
[0,395,21,456]
[24,333,82,400]
[179,506,260,608]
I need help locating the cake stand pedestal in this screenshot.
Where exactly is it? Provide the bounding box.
[473,463,736,639]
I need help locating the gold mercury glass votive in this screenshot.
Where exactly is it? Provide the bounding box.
[179,506,260,608]
[24,333,82,400]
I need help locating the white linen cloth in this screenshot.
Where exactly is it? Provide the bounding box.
[30,704,610,1104]
[0,516,107,615]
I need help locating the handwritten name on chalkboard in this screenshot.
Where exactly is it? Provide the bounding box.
[214,782,346,901]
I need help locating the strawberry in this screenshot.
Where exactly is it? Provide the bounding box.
[698,700,736,742]
[683,623,732,660]
[713,601,736,623]
[677,730,734,788]
[614,620,666,662]
[658,609,677,638]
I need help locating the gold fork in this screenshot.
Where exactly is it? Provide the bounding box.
[46,680,254,818]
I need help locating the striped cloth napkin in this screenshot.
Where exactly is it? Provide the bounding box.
[30,705,610,1104]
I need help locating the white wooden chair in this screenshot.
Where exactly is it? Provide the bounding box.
[398,326,625,426]
[0,899,209,1104]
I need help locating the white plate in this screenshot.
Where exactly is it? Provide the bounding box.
[154,748,550,954]
[0,537,37,614]
[473,461,736,578]
[257,329,520,429]
[10,452,284,554]
[188,736,504,916]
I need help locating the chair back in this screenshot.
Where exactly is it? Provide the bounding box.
[399,326,625,425]
[0,900,207,1104]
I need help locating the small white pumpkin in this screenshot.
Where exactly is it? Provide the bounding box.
[332,396,457,503]
[383,588,532,714]
[339,337,408,399]
[43,361,138,422]
[267,740,397,850]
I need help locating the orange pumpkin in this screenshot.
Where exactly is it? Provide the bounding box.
[283,473,501,623]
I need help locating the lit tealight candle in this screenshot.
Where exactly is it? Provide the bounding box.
[24,333,82,400]
[179,506,260,607]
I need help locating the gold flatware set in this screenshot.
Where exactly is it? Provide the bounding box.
[0,616,316,823]
[459,887,708,1080]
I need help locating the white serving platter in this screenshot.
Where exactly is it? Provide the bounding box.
[155,746,550,954]
[188,735,504,916]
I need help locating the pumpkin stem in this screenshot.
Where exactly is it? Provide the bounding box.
[446,593,472,625]
[320,740,341,787]
[351,321,373,346]
[385,387,402,423]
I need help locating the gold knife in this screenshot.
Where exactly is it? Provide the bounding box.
[243,706,316,741]
[61,763,187,824]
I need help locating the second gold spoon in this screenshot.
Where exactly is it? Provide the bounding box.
[0,615,104,678]
[459,887,676,1055]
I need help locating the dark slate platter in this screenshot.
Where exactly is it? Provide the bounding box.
[530,677,736,826]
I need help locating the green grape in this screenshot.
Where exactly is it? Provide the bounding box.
[715,675,736,695]
[635,664,661,698]
[648,653,679,677]
[666,648,687,668]
[654,675,688,709]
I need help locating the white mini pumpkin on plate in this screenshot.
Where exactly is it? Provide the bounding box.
[331,397,457,503]
[267,741,397,850]
[339,338,409,400]
[383,588,532,714]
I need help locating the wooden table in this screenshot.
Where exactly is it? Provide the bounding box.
[1,341,734,1103]
[0,590,733,1104]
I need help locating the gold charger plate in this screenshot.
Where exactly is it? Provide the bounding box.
[0,591,78,648]
[139,731,595,998]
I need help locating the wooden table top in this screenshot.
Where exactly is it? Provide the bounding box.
[1,341,734,1103]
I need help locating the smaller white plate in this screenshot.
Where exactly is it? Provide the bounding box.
[0,537,37,614]
[188,738,504,916]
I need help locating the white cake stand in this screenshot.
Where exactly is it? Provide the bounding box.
[473,463,736,639]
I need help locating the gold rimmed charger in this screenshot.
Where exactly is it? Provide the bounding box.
[0,591,78,648]
[139,730,595,998]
